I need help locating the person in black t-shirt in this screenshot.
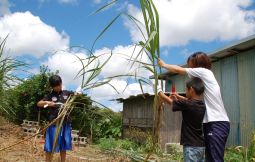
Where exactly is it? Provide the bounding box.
[37,75,73,162]
[42,90,73,122]
[158,77,206,162]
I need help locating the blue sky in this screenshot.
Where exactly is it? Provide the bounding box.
[11,0,134,49]
[1,0,255,111]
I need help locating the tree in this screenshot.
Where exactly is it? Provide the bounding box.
[4,66,52,123]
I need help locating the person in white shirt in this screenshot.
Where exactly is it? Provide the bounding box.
[158,52,230,162]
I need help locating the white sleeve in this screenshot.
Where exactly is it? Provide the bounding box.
[185,68,205,78]
[156,84,163,94]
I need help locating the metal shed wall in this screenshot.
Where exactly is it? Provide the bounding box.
[237,48,255,147]
[211,61,222,87]
[220,56,240,146]
[165,61,222,91]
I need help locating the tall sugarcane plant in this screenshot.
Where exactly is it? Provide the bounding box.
[0,36,27,117]
[93,0,163,161]
[51,0,163,153]
[131,0,163,160]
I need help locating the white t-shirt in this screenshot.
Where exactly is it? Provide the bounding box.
[185,68,230,123]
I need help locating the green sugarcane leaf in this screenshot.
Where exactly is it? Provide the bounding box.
[90,0,118,16]
[91,14,121,51]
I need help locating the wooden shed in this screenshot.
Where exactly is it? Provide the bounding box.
[117,93,183,149]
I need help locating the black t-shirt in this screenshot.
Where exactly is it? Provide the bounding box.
[42,90,73,122]
[173,99,206,147]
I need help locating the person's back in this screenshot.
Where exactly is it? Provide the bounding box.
[173,98,205,148]
[172,77,205,162]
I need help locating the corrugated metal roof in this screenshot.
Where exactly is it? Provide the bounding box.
[115,92,185,102]
[115,93,154,102]
[152,34,255,79]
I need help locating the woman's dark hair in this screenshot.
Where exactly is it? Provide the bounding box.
[187,52,212,69]
[186,77,205,95]
[49,75,62,87]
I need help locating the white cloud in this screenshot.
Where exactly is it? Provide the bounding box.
[0,1,159,111]
[92,0,102,4]
[28,68,40,75]
[0,0,11,16]
[89,45,155,110]
[125,0,255,47]
[43,44,155,111]
[89,79,153,111]
[162,49,169,56]
[58,0,78,5]
[180,48,193,59]
[0,11,69,57]
[108,102,123,112]
[37,0,77,5]
[43,50,87,89]
[44,44,153,91]
[37,0,47,5]
[93,45,151,78]
[0,8,153,111]
[90,79,152,100]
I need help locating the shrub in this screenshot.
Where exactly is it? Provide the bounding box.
[224,132,255,162]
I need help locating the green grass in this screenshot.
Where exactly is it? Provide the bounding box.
[97,137,139,151]
[96,137,183,162]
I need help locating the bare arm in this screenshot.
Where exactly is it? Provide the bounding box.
[173,93,188,100]
[37,100,55,108]
[158,91,173,105]
[158,59,187,75]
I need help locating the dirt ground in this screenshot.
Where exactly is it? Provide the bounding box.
[0,117,129,162]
